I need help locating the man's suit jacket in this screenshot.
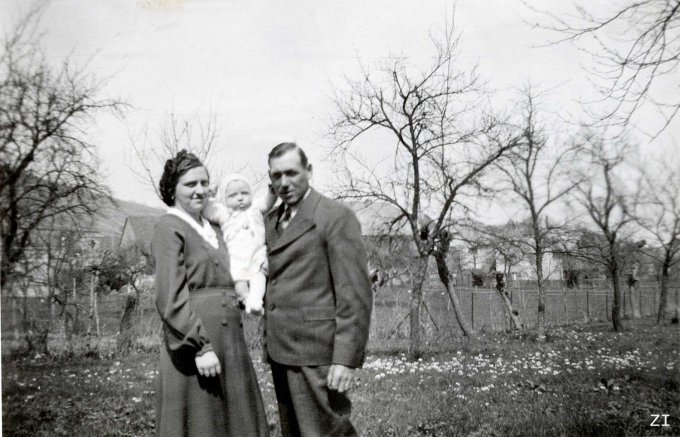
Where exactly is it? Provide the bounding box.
[264,188,372,368]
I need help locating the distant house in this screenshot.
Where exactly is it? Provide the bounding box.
[3,197,164,298]
[118,216,161,251]
[552,252,604,288]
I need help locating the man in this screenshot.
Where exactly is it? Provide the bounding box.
[264,142,372,437]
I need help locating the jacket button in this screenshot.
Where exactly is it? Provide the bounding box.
[270,304,276,311]
[271,280,277,286]
[221,319,228,325]
[221,300,227,307]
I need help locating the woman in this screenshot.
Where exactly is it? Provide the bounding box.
[152,150,269,437]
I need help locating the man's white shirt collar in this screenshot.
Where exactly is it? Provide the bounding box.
[284,187,312,219]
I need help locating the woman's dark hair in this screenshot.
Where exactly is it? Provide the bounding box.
[159,150,206,206]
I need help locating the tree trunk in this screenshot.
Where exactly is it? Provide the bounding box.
[496,281,524,331]
[12,296,19,340]
[86,273,95,347]
[116,290,139,355]
[93,275,101,337]
[21,285,29,335]
[64,309,71,341]
[25,321,49,356]
[535,252,547,341]
[408,256,428,361]
[657,264,670,324]
[627,283,641,319]
[610,268,623,332]
[432,249,474,336]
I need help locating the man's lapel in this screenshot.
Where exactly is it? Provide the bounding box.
[268,189,321,254]
[265,204,283,246]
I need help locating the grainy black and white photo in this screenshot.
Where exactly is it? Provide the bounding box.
[1,0,679,436]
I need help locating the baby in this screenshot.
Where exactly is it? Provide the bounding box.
[204,174,276,315]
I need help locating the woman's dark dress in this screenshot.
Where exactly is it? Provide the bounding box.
[151,214,269,437]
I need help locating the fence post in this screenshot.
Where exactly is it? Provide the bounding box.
[508,285,513,331]
[622,281,627,318]
[605,289,610,321]
[586,285,590,323]
[12,295,19,340]
[471,288,475,331]
[639,284,643,317]
[561,283,568,325]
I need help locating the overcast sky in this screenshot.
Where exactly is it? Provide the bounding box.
[1,0,677,214]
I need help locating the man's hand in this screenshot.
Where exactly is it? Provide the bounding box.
[195,351,221,377]
[208,184,219,200]
[327,364,355,393]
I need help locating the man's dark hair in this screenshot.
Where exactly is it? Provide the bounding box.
[158,150,205,206]
[268,142,309,167]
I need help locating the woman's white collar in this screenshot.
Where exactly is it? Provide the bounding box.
[167,207,219,249]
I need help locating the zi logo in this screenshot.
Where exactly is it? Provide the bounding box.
[650,414,670,427]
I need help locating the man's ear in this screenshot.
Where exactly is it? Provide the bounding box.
[307,164,313,176]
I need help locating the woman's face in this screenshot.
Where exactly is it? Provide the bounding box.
[174,166,210,218]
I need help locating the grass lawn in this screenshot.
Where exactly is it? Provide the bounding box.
[2,319,679,436]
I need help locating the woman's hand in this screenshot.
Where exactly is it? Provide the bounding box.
[195,351,221,377]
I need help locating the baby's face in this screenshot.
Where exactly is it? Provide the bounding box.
[224,180,253,211]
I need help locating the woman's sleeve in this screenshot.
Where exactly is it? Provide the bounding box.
[152,221,213,355]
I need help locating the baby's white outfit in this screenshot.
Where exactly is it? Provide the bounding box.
[204,196,268,313]
[207,202,268,280]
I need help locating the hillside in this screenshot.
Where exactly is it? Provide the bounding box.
[88,197,165,239]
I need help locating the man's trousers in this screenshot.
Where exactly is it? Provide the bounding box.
[270,361,357,437]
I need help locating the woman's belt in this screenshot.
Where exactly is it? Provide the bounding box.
[189,287,237,299]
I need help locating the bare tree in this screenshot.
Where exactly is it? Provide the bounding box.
[129,110,225,199]
[456,221,526,331]
[365,233,416,293]
[637,157,680,323]
[565,131,639,331]
[98,243,153,354]
[531,1,680,135]
[36,223,88,345]
[0,4,122,287]
[494,88,581,340]
[329,19,520,358]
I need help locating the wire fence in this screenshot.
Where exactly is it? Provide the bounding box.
[2,281,679,349]
[370,280,680,338]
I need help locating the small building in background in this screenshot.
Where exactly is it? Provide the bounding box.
[118,215,161,251]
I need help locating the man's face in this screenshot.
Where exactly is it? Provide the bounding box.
[269,149,311,207]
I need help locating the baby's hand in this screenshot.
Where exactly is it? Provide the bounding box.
[245,296,264,316]
[234,281,250,303]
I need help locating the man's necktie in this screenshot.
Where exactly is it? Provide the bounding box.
[279,207,292,230]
